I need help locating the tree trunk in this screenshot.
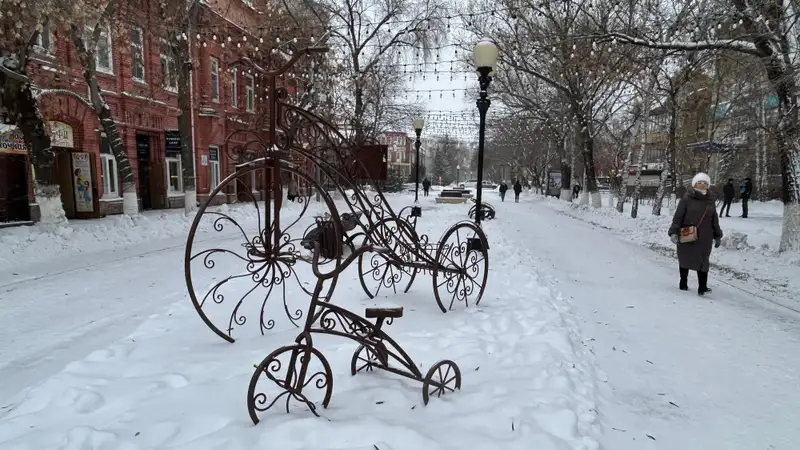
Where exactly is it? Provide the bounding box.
[559,137,572,201]
[177,38,196,214]
[653,94,679,216]
[71,25,139,216]
[616,149,633,212]
[12,79,67,226]
[580,123,601,207]
[773,91,800,252]
[756,98,767,200]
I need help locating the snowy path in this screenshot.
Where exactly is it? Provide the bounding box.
[0,232,241,404]
[494,197,800,449]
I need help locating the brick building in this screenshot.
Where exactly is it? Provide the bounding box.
[0,0,296,222]
[377,131,415,178]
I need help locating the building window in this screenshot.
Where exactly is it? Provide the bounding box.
[86,25,114,74]
[167,157,182,193]
[245,73,254,112]
[130,27,145,82]
[100,154,118,198]
[230,67,238,108]
[160,42,177,92]
[209,146,221,190]
[35,22,55,55]
[210,57,220,103]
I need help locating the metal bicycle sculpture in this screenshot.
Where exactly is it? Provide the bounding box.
[247,241,462,423]
[184,45,490,347]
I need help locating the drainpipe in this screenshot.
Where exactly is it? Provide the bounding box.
[188,20,198,205]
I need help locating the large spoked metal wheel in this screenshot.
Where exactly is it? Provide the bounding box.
[357,218,419,298]
[185,160,343,342]
[432,221,489,313]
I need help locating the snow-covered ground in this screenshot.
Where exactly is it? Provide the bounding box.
[1,190,798,449]
[539,193,800,312]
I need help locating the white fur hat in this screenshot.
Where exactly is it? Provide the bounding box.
[692,172,711,186]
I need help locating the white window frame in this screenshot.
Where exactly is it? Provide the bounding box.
[250,166,258,193]
[166,157,183,194]
[130,26,145,83]
[210,57,220,103]
[85,25,114,74]
[245,73,254,112]
[100,153,119,198]
[230,67,238,108]
[35,23,55,55]
[209,146,221,190]
[159,41,178,93]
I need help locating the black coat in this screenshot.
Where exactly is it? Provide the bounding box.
[723,182,735,201]
[740,180,753,200]
[513,182,522,193]
[499,183,508,193]
[668,187,723,271]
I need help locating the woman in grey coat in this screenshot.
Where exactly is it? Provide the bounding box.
[668,173,723,295]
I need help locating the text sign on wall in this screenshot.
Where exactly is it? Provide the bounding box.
[165,131,182,156]
[48,121,74,148]
[0,124,27,155]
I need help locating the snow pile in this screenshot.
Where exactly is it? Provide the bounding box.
[0,194,601,450]
[0,201,305,269]
[722,232,753,250]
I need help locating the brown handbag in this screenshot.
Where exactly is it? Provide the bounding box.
[679,205,709,243]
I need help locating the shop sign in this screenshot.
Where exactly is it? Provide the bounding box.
[72,152,94,213]
[48,121,74,148]
[165,130,182,156]
[0,124,27,155]
[209,147,219,161]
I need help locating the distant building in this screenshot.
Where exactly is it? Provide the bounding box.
[377,132,416,178]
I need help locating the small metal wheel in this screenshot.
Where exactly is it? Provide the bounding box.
[247,344,333,424]
[432,221,490,312]
[357,218,419,298]
[350,343,389,375]
[421,360,462,405]
[468,202,495,220]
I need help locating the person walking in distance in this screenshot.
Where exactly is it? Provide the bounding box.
[498,180,508,202]
[422,177,431,197]
[513,180,522,203]
[720,178,735,217]
[739,177,753,218]
[668,173,723,296]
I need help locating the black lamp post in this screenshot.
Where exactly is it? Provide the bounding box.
[473,38,499,226]
[412,117,424,217]
[456,165,461,186]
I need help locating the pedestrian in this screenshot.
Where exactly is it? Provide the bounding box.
[739,177,753,218]
[287,178,299,202]
[668,172,723,296]
[720,178,734,217]
[513,180,522,203]
[499,180,508,202]
[422,178,431,197]
[572,184,582,200]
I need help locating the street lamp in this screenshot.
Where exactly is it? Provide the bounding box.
[473,37,498,226]
[412,117,424,217]
[456,164,461,186]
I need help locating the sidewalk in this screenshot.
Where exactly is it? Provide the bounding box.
[493,196,800,449]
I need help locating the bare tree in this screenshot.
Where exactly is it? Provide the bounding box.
[69,0,139,216]
[0,2,83,225]
[466,0,639,207]
[591,0,800,250]
[290,0,448,142]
